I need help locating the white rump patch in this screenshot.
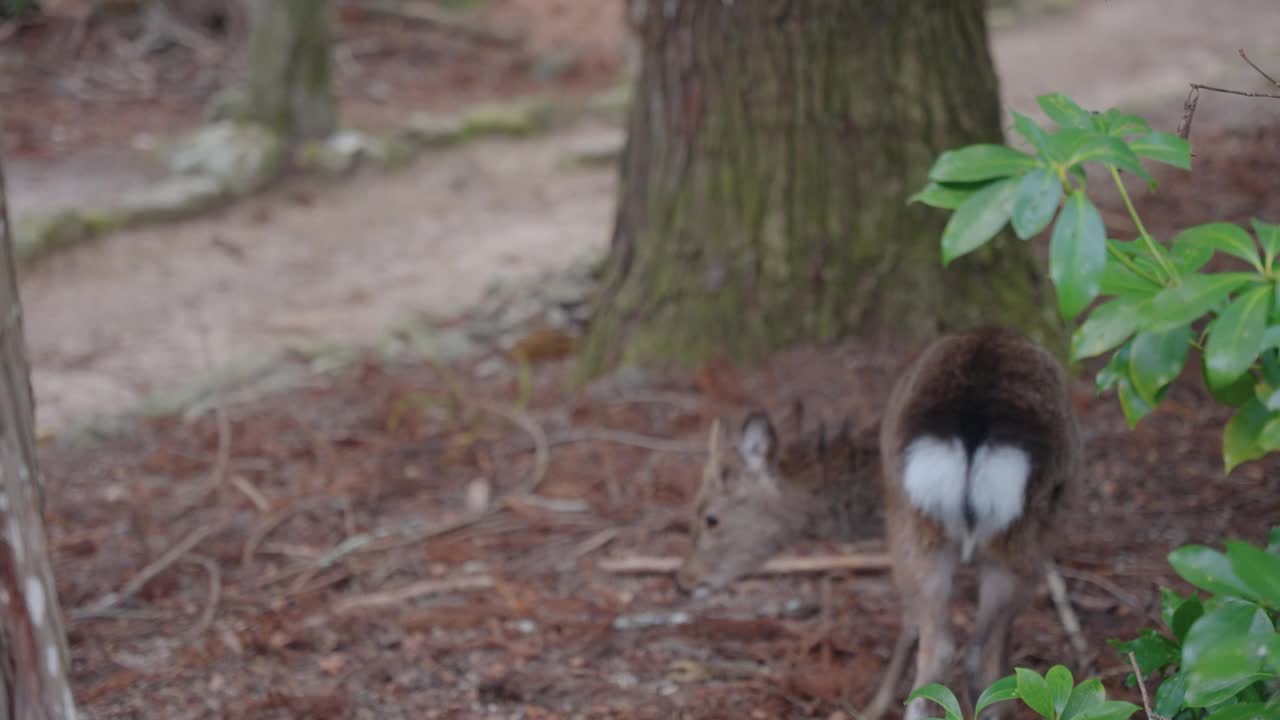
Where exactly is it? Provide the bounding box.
[967,444,1030,545]
[902,437,1031,562]
[902,437,968,539]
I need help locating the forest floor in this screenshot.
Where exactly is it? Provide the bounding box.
[2,0,1280,718]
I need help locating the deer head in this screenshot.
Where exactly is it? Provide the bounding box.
[675,411,800,597]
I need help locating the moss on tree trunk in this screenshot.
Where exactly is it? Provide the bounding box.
[247,0,336,140]
[579,0,1064,378]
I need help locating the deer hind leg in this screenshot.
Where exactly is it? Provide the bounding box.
[903,549,958,720]
[967,562,1033,720]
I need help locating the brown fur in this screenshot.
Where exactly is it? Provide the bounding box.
[876,326,1081,720]
[675,326,1081,720]
[675,408,883,595]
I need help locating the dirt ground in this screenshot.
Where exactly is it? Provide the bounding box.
[1,0,1279,718]
[5,0,1280,434]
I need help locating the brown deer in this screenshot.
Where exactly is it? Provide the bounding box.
[675,326,1081,720]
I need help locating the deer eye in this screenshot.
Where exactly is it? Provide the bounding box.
[704,514,719,529]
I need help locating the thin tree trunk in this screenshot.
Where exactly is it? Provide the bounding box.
[0,152,77,719]
[246,0,336,140]
[580,0,1063,377]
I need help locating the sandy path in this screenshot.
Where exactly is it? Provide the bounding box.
[11,0,1280,433]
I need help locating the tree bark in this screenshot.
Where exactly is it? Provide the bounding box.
[580,0,1064,377]
[0,154,77,717]
[246,0,336,140]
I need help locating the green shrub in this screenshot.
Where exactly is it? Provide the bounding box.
[912,92,1280,473]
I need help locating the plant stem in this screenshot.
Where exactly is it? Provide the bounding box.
[1108,166,1178,284]
[1105,243,1164,287]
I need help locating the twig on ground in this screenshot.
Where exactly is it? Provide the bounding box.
[556,427,703,455]
[502,427,703,456]
[333,574,495,614]
[1056,566,1160,624]
[362,0,522,47]
[262,398,553,594]
[1238,48,1279,88]
[182,553,221,640]
[1129,650,1166,720]
[73,515,233,620]
[230,474,269,513]
[1045,561,1092,676]
[242,496,342,568]
[597,553,891,576]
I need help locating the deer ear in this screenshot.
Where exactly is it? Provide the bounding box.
[737,411,777,472]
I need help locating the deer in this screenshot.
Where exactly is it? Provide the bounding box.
[675,326,1082,720]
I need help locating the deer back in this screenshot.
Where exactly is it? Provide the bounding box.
[879,326,1081,565]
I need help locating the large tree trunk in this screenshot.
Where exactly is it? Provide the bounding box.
[0,156,77,716]
[246,0,336,140]
[580,0,1063,376]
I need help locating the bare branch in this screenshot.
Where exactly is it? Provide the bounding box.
[1238,48,1279,89]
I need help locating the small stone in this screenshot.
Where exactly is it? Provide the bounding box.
[408,327,478,363]
[473,357,507,379]
[400,113,467,147]
[560,129,625,169]
[168,121,285,195]
[114,175,228,224]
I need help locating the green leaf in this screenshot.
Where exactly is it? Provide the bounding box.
[1184,625,1276,708]
[1051,191,1108,320]
[1253,218,1280,266]
[1012,168,1063,239]
[1071,700,1141,720]
[1060,678,1105,720]
[1043,128,1153,183]
[1117,376,1159,428]
[1129,327,1193,405]
[1172,596,1206,644]
[910,181,987,210]
[1111,630,1180,675]
[1097,343,1132,394]
[1046,665,1074,719]
[929,145,1042,183]
[1100,260,1164,302]
[1146,273,1257,334]
[1227,541,1280,609]
[976,675,1019,717]
[1224,399,1273,473]
[1038,93,1095,129]
[1100,110,1153,137]
[1260,416,1280,452]
[941,177,1019,265]
[1205,703,1280,720]
[905,683,964,720]
[1072,299,1142,361]
[1175,223,1265,273]
[1204,349,1258,408]
[1269,527,1280,555]
[1205,285,1273,388]
[1162,587,1192,629]
[1012,111,1053,157]
[1170,547,1258,600]
[1182,603,1274,688]
[1129,131,1193,170]
[1154,671,1189,718]
[1017,668,1056,719]
[1170,233,1222,274]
